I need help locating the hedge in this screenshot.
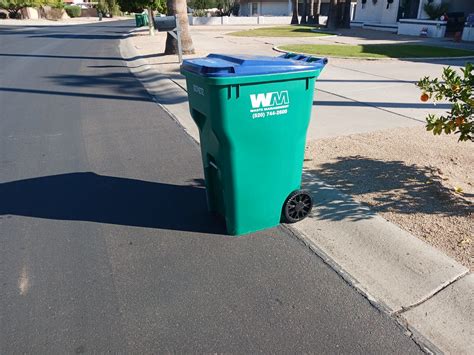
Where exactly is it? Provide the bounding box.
[64,4,80,17]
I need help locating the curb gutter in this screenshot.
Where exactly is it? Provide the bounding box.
[120,33,473,354]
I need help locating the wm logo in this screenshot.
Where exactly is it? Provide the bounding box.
[250,91,289,109]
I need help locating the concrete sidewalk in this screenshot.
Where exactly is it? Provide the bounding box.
[121,29,473,354]
[129,27,468,140]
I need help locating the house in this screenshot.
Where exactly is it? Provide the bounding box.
[239,0,336,17]
[352,0,474,38]
[65,0,97,8]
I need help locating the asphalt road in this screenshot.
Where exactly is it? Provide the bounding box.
[0,21,423,353]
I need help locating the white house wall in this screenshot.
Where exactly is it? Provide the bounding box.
[240,4,250,15]
[354,0,397,23]
[380,0,399,23]
[239,0,333,17]
[260,2,290,16]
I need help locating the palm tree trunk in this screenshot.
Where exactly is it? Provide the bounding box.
[165,0,195,54]
[327,0,338,30]
[301,0,307,24]
[314,0,321,25]
[291,0,299,24]
[342,0,351,28]
[308,0,315,24]
[147,7,155,36]
[291,0,300,25]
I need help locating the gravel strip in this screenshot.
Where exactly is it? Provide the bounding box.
[305,126,473,270]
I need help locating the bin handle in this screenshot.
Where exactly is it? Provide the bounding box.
[209,161,219,171]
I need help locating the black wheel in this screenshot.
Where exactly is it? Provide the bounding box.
[282,190,313,223]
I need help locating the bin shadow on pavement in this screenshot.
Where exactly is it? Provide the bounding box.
[0,172,227,235]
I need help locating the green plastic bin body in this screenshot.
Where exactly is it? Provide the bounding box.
[135,13,148,27]
[181,55,325,235]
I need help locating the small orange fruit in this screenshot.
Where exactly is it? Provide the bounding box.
[452,85,460,93]
[420,93,429,102]
[455,117,465,126]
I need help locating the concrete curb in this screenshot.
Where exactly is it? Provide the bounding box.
[120,34,473,354]
[273,45,474,61]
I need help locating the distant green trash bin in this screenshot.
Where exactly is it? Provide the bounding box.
[135,13,148,27]
[180,53,327,235]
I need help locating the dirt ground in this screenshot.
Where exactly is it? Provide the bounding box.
[304,126,473,270]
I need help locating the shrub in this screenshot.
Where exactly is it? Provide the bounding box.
[0,0,26,18]
[189,0,216,10]
[423,1,448,20]
[216,0,238,16]
[65,4,80,17]
[46,0,64,9]
[417,64,473,142]
[0,0,63,18]
[97,0,120,17]
[192,8,206,16]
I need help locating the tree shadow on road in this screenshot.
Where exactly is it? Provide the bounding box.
[305,156,472,220]
[0,172,226,235]
[28,33,132,40]
[46,71,145,96]
[302,173,376,222]
[0,52,163,62]
[45,70,188,104]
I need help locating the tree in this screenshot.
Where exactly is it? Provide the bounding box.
[326,0,338,30]
[188,0,215,10]
[117,0,166,35]
[117,0,165,13]
[291,0,299,24]
[307,0,315,24]
[216,0,237,16]
[97,0,120,16]
[0,0,26,18]
[1,0,30,18]
[423,1,448,20]
[313,0,320,24]
[417,64,473,142]
[300,0,307,24]
[341,0,351,28]
[165,0,194,55]
[0,0,63,18]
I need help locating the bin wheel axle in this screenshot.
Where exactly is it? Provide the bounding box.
[282,190,312,223]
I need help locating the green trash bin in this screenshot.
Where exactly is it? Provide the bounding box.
[135,13,149,27]
[180,53,327,235]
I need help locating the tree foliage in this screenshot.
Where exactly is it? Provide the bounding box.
[417,64,473,142]
[116,0,165,13]
[423,1,448,20]
[97,0,121,16]
[0,0,63,18]
[64,4,80,17]
[215,0,237,16]
[188,0,215,10]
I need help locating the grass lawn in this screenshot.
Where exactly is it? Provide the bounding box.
[228,25,334,37]
[278,44,474,58]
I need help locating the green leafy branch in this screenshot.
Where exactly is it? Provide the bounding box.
[417,63,473,142]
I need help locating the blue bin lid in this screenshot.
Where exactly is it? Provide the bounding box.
[181,53,328,77]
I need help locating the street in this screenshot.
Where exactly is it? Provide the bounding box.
[0,21,423,353]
